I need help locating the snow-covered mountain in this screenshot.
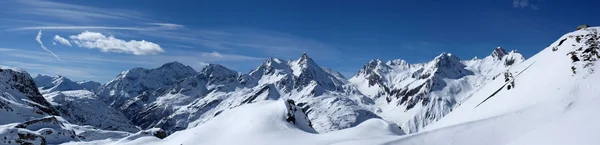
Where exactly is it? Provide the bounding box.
[45,90,139,132]
[96,54,379,133]
[0,68,168,144]
[0,68,59,124]
[93,45,527,135]
[32,74,138,133]
[63,26,600,145]
[76,80,102,92]
[34,74,85,94]
[349,47,524,133]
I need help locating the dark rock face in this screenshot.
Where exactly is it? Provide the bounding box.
[16,132,47,145]
[284,99,316,133]
[15,117,63,129]
[564,29,600,74]
[1,68,58,116]
[152,129,168,139]
[492,47,508,60]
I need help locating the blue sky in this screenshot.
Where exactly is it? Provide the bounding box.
[0,0,597,83]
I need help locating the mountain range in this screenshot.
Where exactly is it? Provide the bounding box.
[1,27,599,145]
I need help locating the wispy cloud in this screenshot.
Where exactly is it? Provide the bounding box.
[147,23,184,30]
[53,35,71,46]
[0,48,152,65]
[13,26,148,31]
[144,29,343,60]
[69,31,165,55]
[35,30,62,61]
[513,0,542,10]
[198,51,263,61]
[9,0,145,22]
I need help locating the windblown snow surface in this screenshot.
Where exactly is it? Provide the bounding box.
[60,27,600,145]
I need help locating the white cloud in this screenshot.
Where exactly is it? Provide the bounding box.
[35,30,62,61]
[53,35,72,46]
[69,31,165,55]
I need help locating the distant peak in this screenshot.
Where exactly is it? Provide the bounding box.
[358,59,387,75]
[434,52,458,60]
[203,64,229,70]
[159,61,186,69]
[509,50,521,54]
[368,59,382,65]
[201,64,236,75]
[386,59,408,66]
[300,52,310,61]
[297,52,318,67]
[491,46,508,59]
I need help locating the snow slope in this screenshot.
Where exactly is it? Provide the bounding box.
[68,100,404,145]
[382,27,600,145]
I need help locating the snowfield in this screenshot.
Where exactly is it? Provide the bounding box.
[2,27,600,145]
[68,101,405,145]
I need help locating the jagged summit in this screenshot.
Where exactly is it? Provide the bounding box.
[431,52,463,68]
[386,59,409,66]
[295,52,321,74]
[201,64,237,76]
[491,46,509,59]
[34,74,84,94]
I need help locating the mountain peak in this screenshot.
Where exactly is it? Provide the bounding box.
[297,52,317,66]
[294,52,323,76]
[201,64,237,76]
[386,59,408,66]
[369,59,382,64]
[158,61,188,70]
[433,52,460,62]
[491,46,508,59]
[355,59,390,77]
[33,74,84,94]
